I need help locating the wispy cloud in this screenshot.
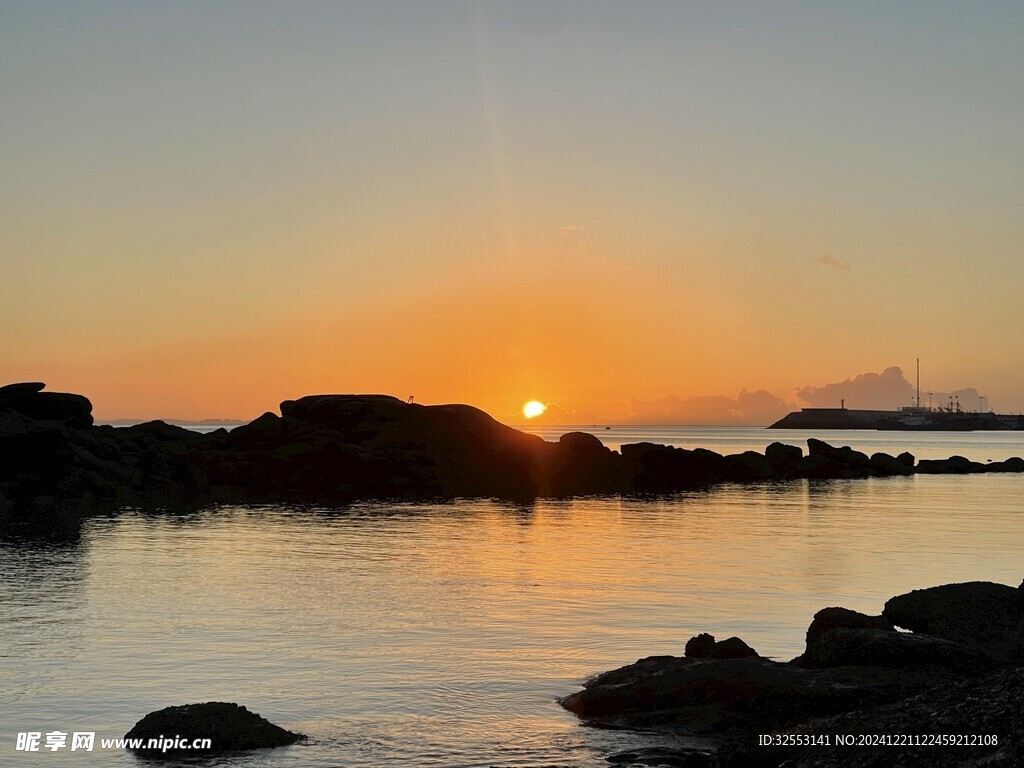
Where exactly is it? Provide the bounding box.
[559,224,585,236]
[817,254,851,270]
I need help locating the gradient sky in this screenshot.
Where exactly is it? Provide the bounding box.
[2,2,1022,422]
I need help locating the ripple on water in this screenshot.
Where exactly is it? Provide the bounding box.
[3,474,1024,766]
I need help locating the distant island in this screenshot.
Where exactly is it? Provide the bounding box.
[4,381,1024,524]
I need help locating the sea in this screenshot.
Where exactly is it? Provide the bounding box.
[2,426,1023,766]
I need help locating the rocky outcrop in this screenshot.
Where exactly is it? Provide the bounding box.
[562,578,1024,765]
[124,702,303,753]
[916,455,988,474]
[883,581,1024,662]
[0,382,93,428]
[559,654,962,735]
[4,382,1024,522]
[792,606,983,670]
[685,633,759,660]
[720,667,1021,767]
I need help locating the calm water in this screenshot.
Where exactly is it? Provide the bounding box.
[3,429,1024,766]
[517,424,1024,462]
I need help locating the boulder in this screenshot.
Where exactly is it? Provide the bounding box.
[883,581,1024,662]
[621,444,725,491]
[798,626,983,669]
[685,633,759,660]
[765,441,802,466]
[719,666,1024,768]
[559,654,957,733]
[807,439,871,472]
[986,457,1024,473]
[124,702,303,753]
[0,382,46,399]
[1,385,93,428]
[869,452,914,476]
[722,451,777,481]
[916,456,987,474]
[684,632,717,658]
[548,432,619,495]
[805,607,894,645]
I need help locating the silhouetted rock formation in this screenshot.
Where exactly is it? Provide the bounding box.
[720,665,1023,767]
[685,633,759,660]
[3,382,1024,523]
[124,702,303,754]
[561,579,1024,766]
[0,382,93,428]
[883,581,1024,663]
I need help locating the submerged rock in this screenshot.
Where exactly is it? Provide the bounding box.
[124,702,303,754]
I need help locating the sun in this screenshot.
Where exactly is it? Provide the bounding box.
[523,400,547,419]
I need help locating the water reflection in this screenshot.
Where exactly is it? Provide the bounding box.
[2,476,1024,766]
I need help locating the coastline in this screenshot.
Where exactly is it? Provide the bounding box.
[5,382,1024,525]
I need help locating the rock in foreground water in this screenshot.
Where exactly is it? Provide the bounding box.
[124,702,303,754]
[562,579,1024,765]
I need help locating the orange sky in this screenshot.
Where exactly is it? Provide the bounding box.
[3,4,1022,423]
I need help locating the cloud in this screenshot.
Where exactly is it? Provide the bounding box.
[796,366,913,410]
[559,224,585,236]
[625,389,791,426]
[817,254,851,270]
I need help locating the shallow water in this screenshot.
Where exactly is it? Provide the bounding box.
[3,431,1024,766]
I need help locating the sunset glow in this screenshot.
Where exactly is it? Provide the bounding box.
[523,401,547,419]
[2,4,1022,423]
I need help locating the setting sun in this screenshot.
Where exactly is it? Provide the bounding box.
[523,401,547,419]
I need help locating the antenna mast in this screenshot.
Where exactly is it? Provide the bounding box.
[916,358,920,409]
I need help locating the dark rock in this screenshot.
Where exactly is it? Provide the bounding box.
[721,666,1022,768]
[804,607,894,645]
[124,702,303,754]
[0,382,46,399]
[722,451,777,481]
[869,452,913,476]
[607,746,713,767]
[558,431,605,452]
[559,654,958,733]
[792,608,983,669]
[883,581,1024,662]
[549,432,619,495]
[681,632,760,661]
[794,454,832,478]
[807,439,871,472]
[916,455,987,474]
[798,626,983,669]
[713,636,759,659]
[684,633,718,658]
[765,441,802,466]
[2,387,93,428]
[986,456,1024,472]
[6,381,1024,514]
[225,411,283,450]
[896,451,916,467]
[621,444,724,491]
